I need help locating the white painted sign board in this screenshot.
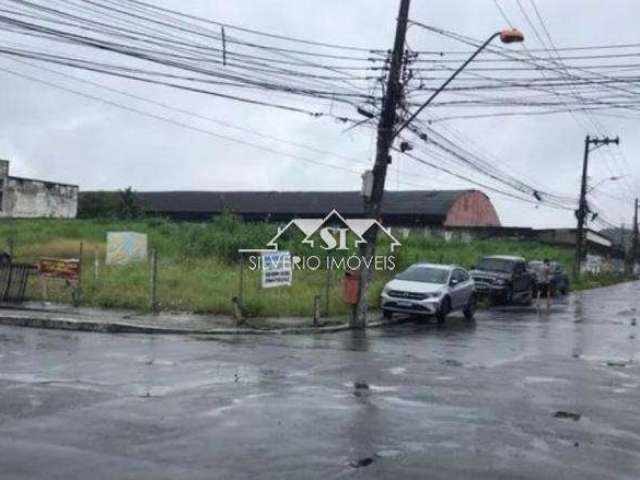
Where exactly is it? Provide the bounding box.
[106,231,148,265]
[261,251,292,288]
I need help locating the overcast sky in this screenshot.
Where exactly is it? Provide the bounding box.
[0,0,638,228]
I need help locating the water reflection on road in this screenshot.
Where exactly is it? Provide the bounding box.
[0,281,638,480]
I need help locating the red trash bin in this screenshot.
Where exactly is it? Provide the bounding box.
[342,270,360,305]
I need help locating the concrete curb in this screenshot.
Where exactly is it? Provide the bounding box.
[0,311,409,336]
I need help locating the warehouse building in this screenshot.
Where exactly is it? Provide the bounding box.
[129,189,502,228]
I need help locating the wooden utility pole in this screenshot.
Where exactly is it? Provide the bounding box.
[352,0,411,327]
[574,135,619,279]
[574,136,590,280]
[633,198,639,272]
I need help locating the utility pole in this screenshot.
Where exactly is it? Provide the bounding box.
[574,136,590,280]
[622,221,630,276]
[352,0,411,327]
[574,135,619,279]
[632,198,639,273]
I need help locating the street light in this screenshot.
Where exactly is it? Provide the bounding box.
[587,175,624,193]
[499,28,526,44]
[394,27,524,138]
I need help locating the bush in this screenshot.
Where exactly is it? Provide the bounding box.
[176,213,274,262]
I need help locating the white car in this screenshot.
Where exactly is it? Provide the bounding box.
[380,263,477,323]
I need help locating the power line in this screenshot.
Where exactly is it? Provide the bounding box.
[120,0,377,54]
[399,149,572,211]
[0,58,459,193]
[3,55,371,164]
[0,1,376,98]
[0,64,370,176]
[524,0,638,200]
[412,42,640,55]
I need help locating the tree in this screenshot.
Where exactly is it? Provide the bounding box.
[77,187,143,219]
[77,191,118,218]
[117,187,143,219]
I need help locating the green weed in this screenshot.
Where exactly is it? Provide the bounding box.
[0,217,626,317]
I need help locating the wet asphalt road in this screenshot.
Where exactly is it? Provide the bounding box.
[1,282,639,479]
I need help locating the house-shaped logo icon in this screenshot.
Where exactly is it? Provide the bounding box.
[239,209,401,253]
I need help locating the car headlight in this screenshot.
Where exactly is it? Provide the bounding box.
[493,278,506,285]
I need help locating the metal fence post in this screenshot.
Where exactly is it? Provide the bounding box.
[74,241,83,306]
[93,246,99,282]
[1,264,12,301]
[149,248,158,313]
[313,295,321,327]
[324,267,331,317]
[238,253,245,308]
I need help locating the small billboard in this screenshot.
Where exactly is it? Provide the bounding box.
[106,232,148,265]
[38,257,81,281]
[261,251,292,288]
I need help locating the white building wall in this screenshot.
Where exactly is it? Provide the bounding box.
[3,177,78,218]
[0,160,77,218]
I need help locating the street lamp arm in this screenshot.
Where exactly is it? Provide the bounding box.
[393,25,523,139]
[587,175,624,193]
[393,31,501,139]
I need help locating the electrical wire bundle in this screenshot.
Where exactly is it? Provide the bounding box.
[0,0,387,118]
[396,0,638,226]
[0,0,636,225]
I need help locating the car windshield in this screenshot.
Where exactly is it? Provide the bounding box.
[476,258,514,273]
[395,266,449,284]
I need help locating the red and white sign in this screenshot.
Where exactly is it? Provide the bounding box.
[38,257,81,281]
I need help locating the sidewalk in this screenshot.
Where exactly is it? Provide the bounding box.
[0,301,399,335]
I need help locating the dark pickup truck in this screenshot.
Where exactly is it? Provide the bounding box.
[470,255,535,305]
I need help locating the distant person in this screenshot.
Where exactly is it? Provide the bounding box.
[537,258,552,310]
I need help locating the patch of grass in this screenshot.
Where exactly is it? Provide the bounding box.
[571,271,632,291]
[2,217,628,316]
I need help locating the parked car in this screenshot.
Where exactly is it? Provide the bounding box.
[470,255,535,305]
[528,260,570,296]
[551,262,570,294]
[380,263,476,324]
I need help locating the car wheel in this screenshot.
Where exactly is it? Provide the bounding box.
[382,309,393,320]
[504,287,514,305]
[488,292,499,308]
[523,286,534,306]
[463,294,477,321]
[436,297,451,325]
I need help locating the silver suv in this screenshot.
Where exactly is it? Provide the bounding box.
[380,263,477,324]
